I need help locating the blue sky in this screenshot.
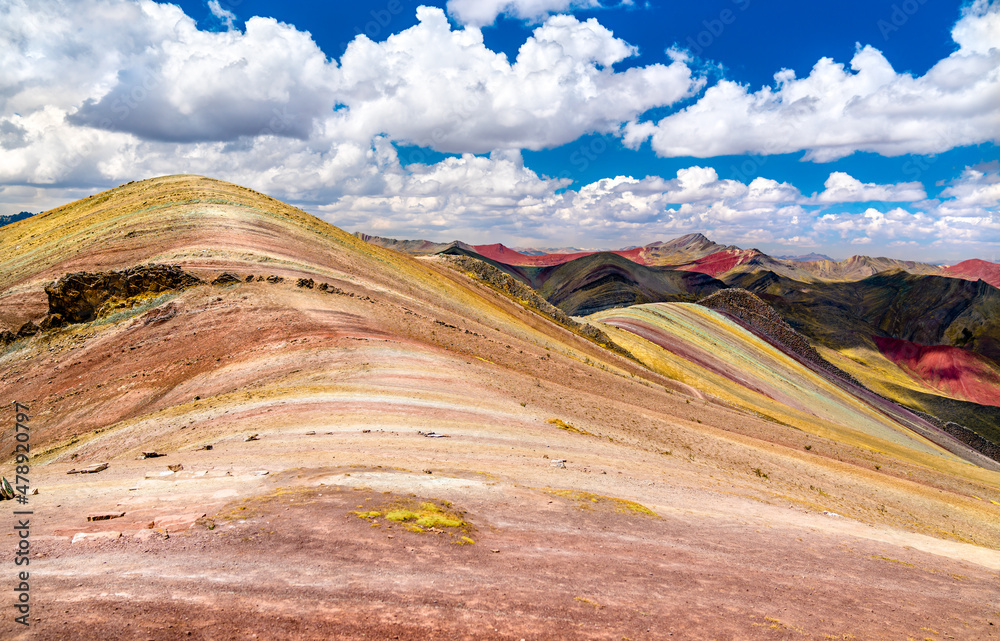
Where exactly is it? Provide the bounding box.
[1,0,998,261]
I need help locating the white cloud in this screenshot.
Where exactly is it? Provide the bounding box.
[624,1,1000,161]
[938,166,1000,210]
[446,0,602,27]
[0,0,702,189]
[208,0,236,30]
[814,172,926,203]
[331,8,702,153]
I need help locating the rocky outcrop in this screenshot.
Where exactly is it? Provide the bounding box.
[443,254,633,359]
[914,410,1000,463]
[698,288,856,384]
[44,264,203,326]
[211,272,242,285]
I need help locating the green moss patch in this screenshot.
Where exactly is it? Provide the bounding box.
[352,496,474,539]
[546,418,591,435]
[545,489,658,517]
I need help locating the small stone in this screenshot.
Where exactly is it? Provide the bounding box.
[71,531,121,543]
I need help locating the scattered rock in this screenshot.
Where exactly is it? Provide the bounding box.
[153,513,207,532]
[16,321,39,338]
[211,272,242,285]
[29,488,38,495]
[67,463,108,474]
[251,470,269,476]
[141,303,178,325]
[167,464,183,472]
[417,431,449,438]
[137,451,164,460]
[305,431,316,435]
[551,459,567,468]
[87,512,125,522]
[71,531,121,544]
[195,444,213,451]
[243,434,259,442]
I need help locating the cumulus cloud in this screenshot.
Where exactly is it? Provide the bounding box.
[446,0,603,27]
[813,172,926,203]
[319,163,811,247]
[938,165,1000,210]
[0,0,702,186]
[624,1,1000,161]
[331,8,702,153]
[67,9,337,142]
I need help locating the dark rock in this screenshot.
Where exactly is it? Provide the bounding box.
[245,274,255,282]
[296,278,314,288]
[266,275,283,284]
[318,283,328,291]
[142,303,178,325]
[211,272,242,285]
[44,264,202,325]
[0,330,15,345]
[16,321,39,338]
[39,313,65,331]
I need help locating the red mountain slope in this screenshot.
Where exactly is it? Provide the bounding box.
[873,335,1000,407]
[675,249,765,278]
[943,259,1000,289]
[471,243,647,266]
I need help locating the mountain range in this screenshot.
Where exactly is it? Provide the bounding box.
[2,176,998,639]
[359,231,1000,441]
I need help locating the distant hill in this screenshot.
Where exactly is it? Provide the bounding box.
[726,269,1000,359]
[352,232,473,255]
[0,211,33,227]
[355,231,980,288]
[512,246,589,255]
[777,252,836,262]
[943,258,1000,289]
[470,242,649,267]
